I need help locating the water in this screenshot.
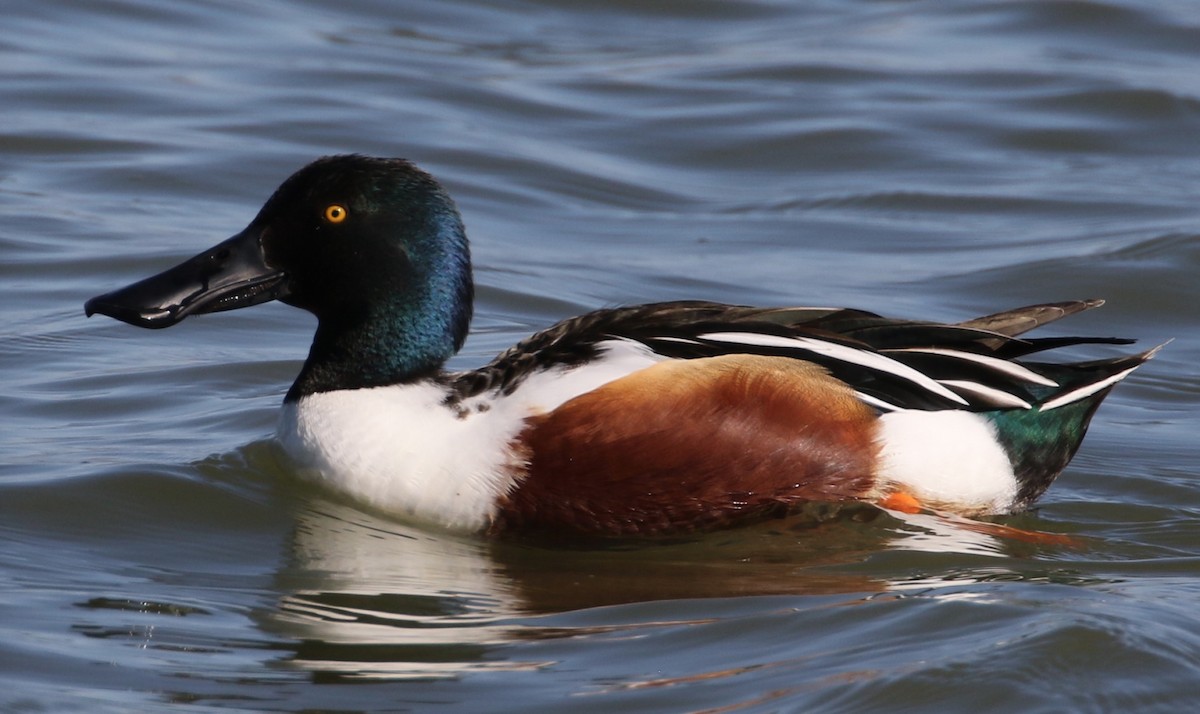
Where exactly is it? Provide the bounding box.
[3,0,1199,711]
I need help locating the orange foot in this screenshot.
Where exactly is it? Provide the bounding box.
[878,491,922,514]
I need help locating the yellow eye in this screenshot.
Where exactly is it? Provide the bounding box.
[323,204,348,224]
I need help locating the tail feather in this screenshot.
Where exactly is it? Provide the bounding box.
[956,299,1132,357]
[990,335,1135,359]
[1028,342,1167,410]
[987,342,1165,506]
[958,299,1106,338]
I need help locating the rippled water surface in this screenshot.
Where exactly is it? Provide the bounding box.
[4,1,1200,711]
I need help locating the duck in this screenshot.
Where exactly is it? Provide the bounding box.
[85,154,1161,537]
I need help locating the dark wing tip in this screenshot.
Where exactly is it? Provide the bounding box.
[958,299,1107,338]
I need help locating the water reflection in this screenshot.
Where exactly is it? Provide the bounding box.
[260,497,1059,681]
[262,504,522,681]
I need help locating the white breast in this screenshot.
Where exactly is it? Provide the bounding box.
[278,383,523,530]
[276,339,664,531]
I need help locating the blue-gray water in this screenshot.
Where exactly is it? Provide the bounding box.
[4,1,1199,711]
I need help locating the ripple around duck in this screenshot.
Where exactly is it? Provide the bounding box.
[936,232,1200,326]
[978,0,1200,55]
[809,590,1200,712]
[1021,86,1200,122]
[791,189,1156,219]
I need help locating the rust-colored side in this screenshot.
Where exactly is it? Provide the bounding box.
[492,355,880,536]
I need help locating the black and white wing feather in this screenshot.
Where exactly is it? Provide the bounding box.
[449,299,1148,413]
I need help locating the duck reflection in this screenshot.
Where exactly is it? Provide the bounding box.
[259,495,1058,682]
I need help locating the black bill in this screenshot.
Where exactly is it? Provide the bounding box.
[84,227,288,329]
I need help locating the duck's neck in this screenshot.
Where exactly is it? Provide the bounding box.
[285,318,435,401]
[286,272,472,402]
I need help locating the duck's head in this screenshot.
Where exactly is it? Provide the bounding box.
[86,155,473,396]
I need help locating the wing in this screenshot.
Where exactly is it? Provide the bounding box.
[449,299,1144,413]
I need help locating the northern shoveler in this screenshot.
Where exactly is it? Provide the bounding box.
[85,155,1160,537]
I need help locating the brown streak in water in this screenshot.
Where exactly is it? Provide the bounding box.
[945,516,1082,548]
